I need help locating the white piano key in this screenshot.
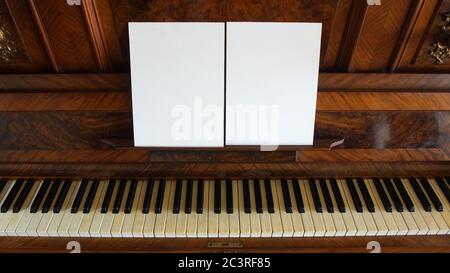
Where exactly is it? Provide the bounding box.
[218,180,230,238]
[196,180,209,238]
[258,180,273,238]
[154,180,172,238]
[391,182,419,236]
[229,181,240,238]
[186,180,198,238]
[366,179,399,236]
[99,180,120,238]
[238,180,251,238]
[352,179,378,236]
[110,181,132,237]
[36,181,65,237]
[87,180,108,238]
[248,180,261,237]
[286,179,304,237]
[120,181,143,238]
[269,180,284,237]
[54,180,82,237]
[164,180,178,238]
[68,180,94,237]
[363,179,388,236]
[274,180,294,237]
[46,181,78,237]
[338,179,367,236]
[175,180,188,238]
[333,179,357,237]
[325,179,347,237]
[0,180,20,236]
[380,181,409,236]
[6,181,41,236]
[314,179,336,237]
[427,179,450,234]
[132,180,151,238]
[207,180,219,238]
[402,178,440,235]
[303,179,326,237]
[142,180,161,238]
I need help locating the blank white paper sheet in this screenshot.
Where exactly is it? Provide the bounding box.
[226,22,322,146]
[129,22,225,147]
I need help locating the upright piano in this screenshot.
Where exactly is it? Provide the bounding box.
[0,0,449,252]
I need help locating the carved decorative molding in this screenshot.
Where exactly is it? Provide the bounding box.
[429,12,450,65]
[0,11,17,63]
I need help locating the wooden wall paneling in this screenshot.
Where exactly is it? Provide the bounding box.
[108,0,338,71]
[0,91,448,112]
[337,0,414,72]
[0,161,448,178]
[396,0,450,72]
[322,0,353,71]
[0,111,447,150]
[27,0,99,72]
[1,73,449,92]
[0,0,50,73]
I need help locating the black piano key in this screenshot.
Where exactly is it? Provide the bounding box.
[83,179,100,214]
[446,177,450,187]
[356,178,375,213]
[319,178,334,213]
[1,178,25,213]
[435,177,450,203]
[409,178,432,212]
[41,179,62,213]
[393,178,415,212]
[13,179,35,213]
[185,179,193,214]
[291,178,305,213]
[101,179,116,214]
[155,179,166,214]
[30,179,51,213]
[71,179,89,214]
[264,179,275,213]
[172,179,183,214]
[0,178,7,195]
[309,178,322,213]
[196,179,204,214]
[253,179,263,214]
[53,179,72,213]
[124,179,138,214]
[226,179,233,214]
[372,178,392,212]
[383,178,403,212]
[142,179,154,214]
[112,179,127,214]
[419,177,443,212]
[214,179,221,214]
[281,179,293,213]
[243,179,251,213]
[345,178,363,213]
[330,178,345,213]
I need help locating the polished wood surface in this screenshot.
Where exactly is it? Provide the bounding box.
[0,236,449,253]
[0,0,448,253]
[1,0,450,73]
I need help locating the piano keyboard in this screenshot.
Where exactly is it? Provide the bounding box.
[0,177,449,238]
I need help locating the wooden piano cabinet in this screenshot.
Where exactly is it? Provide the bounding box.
[0,236,449,253]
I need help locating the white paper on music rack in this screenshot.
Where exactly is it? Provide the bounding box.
[129,22,225,147]
[226,22,322,146]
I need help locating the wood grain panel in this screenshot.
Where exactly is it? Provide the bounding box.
[0,91,448,112]
[28,0,99,72]
[1,236,449,253]
[108,0,338,69]
[348,0,413,72]
[0,111,447,150]
[0,162,447,178]
[1,73,449,92]
[0,0,50,73]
